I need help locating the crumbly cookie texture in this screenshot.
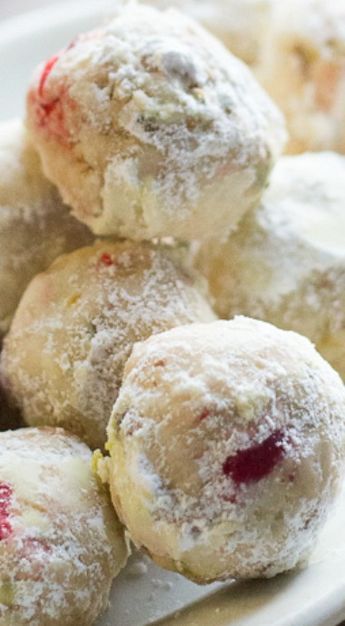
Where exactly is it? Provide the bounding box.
[103,317,345,583]
[0,427,128,626]
[0,118,93,337]
[258,0,345,153]
[1,240,215,449]
[148,0,276,66]
[194,152,345,380]
[26,4,286,241]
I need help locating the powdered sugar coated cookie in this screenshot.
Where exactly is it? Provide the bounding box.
[103,318,345,582]
[27,4,286,241]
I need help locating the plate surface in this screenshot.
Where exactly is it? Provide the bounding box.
[1,3,345,625]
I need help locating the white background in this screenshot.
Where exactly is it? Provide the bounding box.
[0,0,56,20]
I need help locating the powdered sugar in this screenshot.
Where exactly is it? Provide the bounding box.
[1,240,215,449]
[0,118,93,337]
[105,318,345,582]
[26,3,285,241]
[195,152,345,379]
[0,428,128,625]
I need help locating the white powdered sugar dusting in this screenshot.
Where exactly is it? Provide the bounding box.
[0,428,128,625]
[27,3,286,241]
[0,118,93,337]
[1,240,215,449]
[106,318,345,582]
[194,152,345,379]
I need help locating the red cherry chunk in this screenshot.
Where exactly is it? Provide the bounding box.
[99,253,113,266]
[0,482,13,540]
[223,430,285,485]
[38,55,59,98]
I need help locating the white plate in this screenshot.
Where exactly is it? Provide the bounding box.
[1,3,345,625]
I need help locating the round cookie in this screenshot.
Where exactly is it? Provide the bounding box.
[0,427,128,626]
[26,4,286,241]
[0,118,93,337]
[258,0,345,153]
[194,152,345,380]
[149,0,276,66]
[1,240,215,449]
[102,318,345,582]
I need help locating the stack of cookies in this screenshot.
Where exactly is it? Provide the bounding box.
[0,2,345,624]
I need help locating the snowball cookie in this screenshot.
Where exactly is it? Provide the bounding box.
[26,4,286,241]
[195,153,345,380]
[258,0,345,154]
[0,118,93,338]
[1,240,215,449]
[0,427,128,626]
[102,317,345,582]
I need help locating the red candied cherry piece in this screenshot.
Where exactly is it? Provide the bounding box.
[38,38,77,100]
[0,483,12,501]
[31,83,75,144]
[37,55,61,123]
[97,252,131,270]
[34,45,78,142]
[198,409,210,422]
[0,482,13,540]
[38,55,60,98]
[0,520,12,541]
[223,429,285,485]
[40,99,60,117]
[99,253,113,266]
